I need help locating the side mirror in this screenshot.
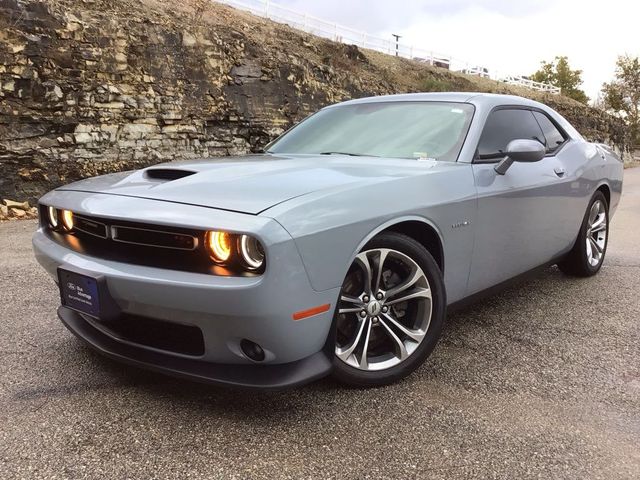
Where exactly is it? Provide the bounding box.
[494,139,546,175]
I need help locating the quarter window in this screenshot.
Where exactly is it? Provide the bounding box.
[477,109,545,160]
[533,111,567,154]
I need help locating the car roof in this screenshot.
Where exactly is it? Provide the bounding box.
[333,92,549,110]
[329,92,582,140]
[325,92,583,139]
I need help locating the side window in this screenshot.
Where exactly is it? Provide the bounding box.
[477,109,545,160]
[533,111,567,154]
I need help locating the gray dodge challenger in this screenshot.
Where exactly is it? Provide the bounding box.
[33,93,623,388]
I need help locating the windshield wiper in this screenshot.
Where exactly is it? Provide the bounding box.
[320,151,372,157]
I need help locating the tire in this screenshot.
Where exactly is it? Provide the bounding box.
[558,191,609,277]
[331,232,446,387]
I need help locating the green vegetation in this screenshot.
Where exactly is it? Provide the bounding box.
[421,78,453,92]
[601,55,640,147]
[531,56,589,104]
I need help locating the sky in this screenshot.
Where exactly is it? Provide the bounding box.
[276,0,640,102]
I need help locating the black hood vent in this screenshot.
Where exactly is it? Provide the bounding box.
[144,168,197,181]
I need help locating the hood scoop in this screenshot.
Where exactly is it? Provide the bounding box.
[144,168,197,181]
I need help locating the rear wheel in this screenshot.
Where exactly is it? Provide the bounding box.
[558,191,609,277]
[332,232,446,387]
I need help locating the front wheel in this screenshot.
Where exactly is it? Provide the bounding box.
[331,232,446,387]
[558,191,609,277]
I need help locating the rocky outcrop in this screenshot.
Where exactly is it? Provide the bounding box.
[0,0,629,204]
[0,197,37,220]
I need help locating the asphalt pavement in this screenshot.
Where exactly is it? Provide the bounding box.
[1,169,639,479]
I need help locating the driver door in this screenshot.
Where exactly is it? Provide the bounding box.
[467,107,573,295]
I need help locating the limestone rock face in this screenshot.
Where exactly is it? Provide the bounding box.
[0,0,628,204]
[0,197,36,220]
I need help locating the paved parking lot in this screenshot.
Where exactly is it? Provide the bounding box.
[1,168,639,479]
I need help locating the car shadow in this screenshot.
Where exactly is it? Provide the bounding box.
[14,265,572,419]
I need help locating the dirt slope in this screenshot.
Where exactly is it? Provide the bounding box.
[0,0,628,202]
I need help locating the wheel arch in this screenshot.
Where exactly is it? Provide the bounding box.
[596,183,611,207]
[351,216,445,273]
[383,221,445,273]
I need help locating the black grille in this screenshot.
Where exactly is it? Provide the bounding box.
[42,208,218,275]
[103,314,205,356]
[74,215,108,238]
[40,208,260,277]
[112,225,197,250]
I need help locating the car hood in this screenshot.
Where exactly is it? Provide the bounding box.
[57,154,439,215]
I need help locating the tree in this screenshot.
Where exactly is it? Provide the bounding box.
[531,56,589,104]
[602,55,640,146]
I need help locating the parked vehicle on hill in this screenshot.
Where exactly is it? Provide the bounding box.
[413,56,451,69]
[462,66,490,77]
[33,93,623,388]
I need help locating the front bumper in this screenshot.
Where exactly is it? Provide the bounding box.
[33,192,340,388]
[58,306,332,389]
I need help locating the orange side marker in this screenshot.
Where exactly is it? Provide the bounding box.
[292,303,331,321]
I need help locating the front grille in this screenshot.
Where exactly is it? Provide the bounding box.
[41,207,253,276]
[100,313,205,356]
[74,215,108,239]
[112,225,198,251]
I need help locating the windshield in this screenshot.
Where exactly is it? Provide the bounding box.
[267,101,474,162]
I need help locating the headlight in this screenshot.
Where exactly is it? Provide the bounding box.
[205,231,232,264]
[205,231,265,272]
[47,206,59,228]
[61,209,74,231]
[239,234,265,270]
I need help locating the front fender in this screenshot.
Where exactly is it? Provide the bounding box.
[263,166,478,304]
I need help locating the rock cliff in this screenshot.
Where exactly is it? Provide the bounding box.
[0,0,629,203]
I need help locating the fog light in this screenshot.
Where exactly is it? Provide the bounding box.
[240,339,265,362]
[61,209,74,231]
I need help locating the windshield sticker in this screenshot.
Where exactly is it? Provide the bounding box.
[414,152,437,163]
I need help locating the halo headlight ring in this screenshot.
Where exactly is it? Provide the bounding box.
[204,231,265,272]
[61,209,74,231]
[205,231,233,264]
[47,206,59,228]
[46,206,73,232]
[239,235,265,270]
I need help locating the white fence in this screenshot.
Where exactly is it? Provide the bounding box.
[214,0,561,95]
[501,76,561,94]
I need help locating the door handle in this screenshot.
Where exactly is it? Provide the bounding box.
[554,167,566,177]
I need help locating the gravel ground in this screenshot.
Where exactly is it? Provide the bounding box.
[1,169,639,479]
